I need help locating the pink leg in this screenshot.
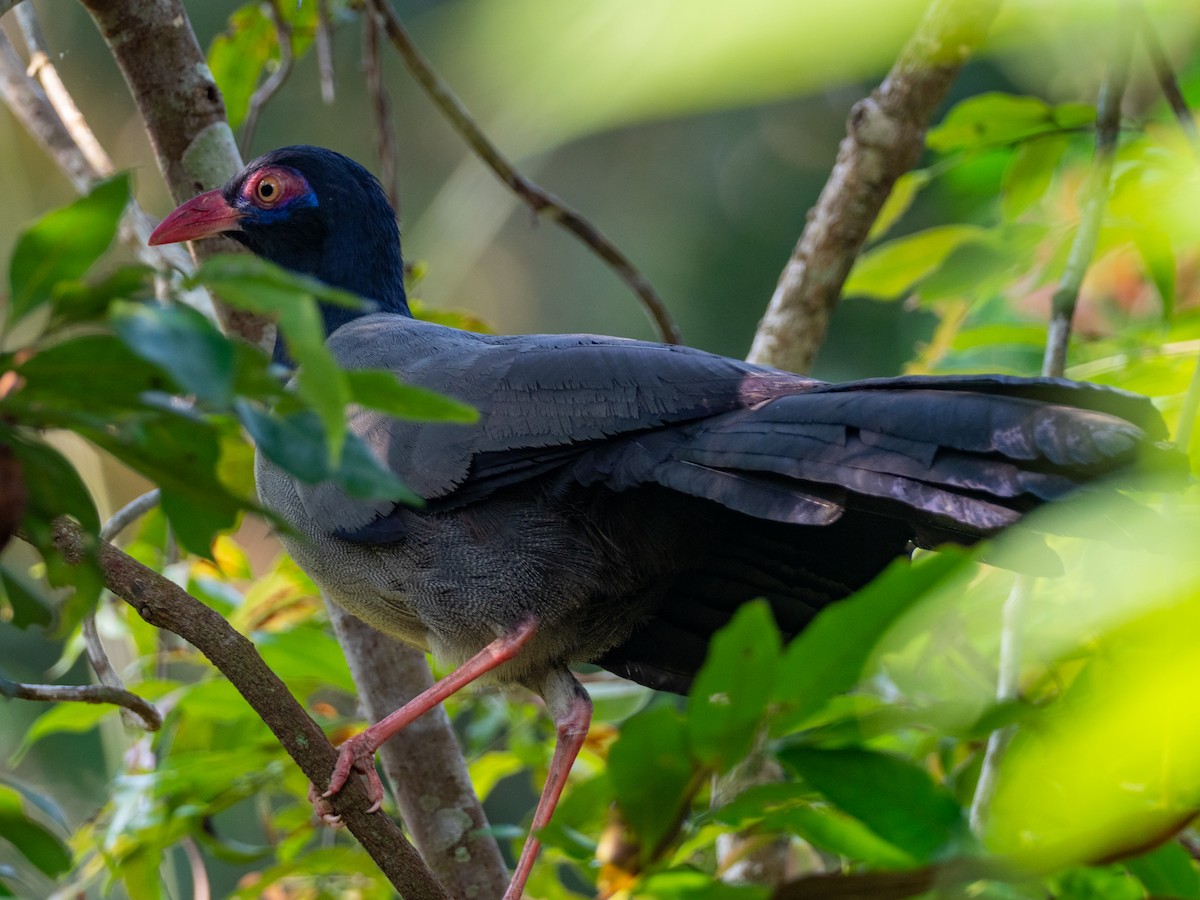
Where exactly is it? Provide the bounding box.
[503,673,593,900]
[320,617,539,813]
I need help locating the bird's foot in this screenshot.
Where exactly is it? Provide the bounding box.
[309,733,386,823]
[307,781,344,827]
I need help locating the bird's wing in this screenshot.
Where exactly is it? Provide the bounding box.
[300,314,1172,541]
[295,313,814,536]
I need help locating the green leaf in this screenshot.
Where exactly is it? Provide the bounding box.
[687,600,781,770]
[0,785,71,878]
[0,564,52,629]
[5,430,99,535]
[778,746,967,863]
[47,264,155,332]
[708,783,913,867]
[609,705,697,859]
[11,702,117,764]
[346,369,478,423]
[207,4,277,131]
[868,169,931,242]
[196,254,365,461]
[1000,135,1069,220]
[8,174,130,324]
[1126,841,1200,899]
[238,404,421,504]
[844,225,990,300]
[1130,227,1176,320]
[772,550,976,731]
[12,333,170,423]
[927,93,1094,154]
[78,415,250,556]
[111,301,236,406]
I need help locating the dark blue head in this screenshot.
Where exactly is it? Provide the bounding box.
[150,146,410,359]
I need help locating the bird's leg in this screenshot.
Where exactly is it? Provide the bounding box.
[319,617,540,815]
[503,670,593,900]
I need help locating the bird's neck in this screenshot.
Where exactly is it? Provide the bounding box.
[271,223,411,365]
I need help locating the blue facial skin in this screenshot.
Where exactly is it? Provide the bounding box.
[220,147,411,364]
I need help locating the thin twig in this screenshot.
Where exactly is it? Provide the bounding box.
[15,2,114,176]
[100,489,162,542]
[968,573,1031,834]
[181,836,211,900]
[316,0,336,104]
[362,10,398,211]
[0,675,163,729]
[1042,0,1135,379]
[239,0,294,156]
[81,489,165,732]
[1134,2,1200,154]
[366,0,682,345]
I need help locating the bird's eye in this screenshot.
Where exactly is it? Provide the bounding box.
[255,175,283,206]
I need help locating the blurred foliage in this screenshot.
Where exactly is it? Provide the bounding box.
[0,1,1198,899]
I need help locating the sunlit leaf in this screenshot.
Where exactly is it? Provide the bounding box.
[844,225,990,300]
[208,4,276,131]
[868,169,932,242]
[1000,135,1069,220]
[927,93,1094,154]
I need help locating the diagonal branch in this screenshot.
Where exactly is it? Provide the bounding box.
[47,518,450,900]
[366,0,682,345]
[747,0,1002,373]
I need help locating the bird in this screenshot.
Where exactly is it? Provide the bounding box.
[149,145,1177,899]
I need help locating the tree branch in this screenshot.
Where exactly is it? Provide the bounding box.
[78,0,272,350]
[366,0,682,345]
[48,518,450,899]
[747,0,1001,373]
[0,675,162,729]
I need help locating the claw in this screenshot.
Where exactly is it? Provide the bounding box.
[308,732,385,824]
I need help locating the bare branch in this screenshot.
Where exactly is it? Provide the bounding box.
[47,517,451,900]
[0,674,163,729]
[316,0,336,104]
[0,1,18,22]
[15,2,114,176]
[239,0,293,157]
[367,0,683,345]
[1042,0,1134,379]
[362,10,398,211]
[101,489,162,543]
[747,0,1001,373]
